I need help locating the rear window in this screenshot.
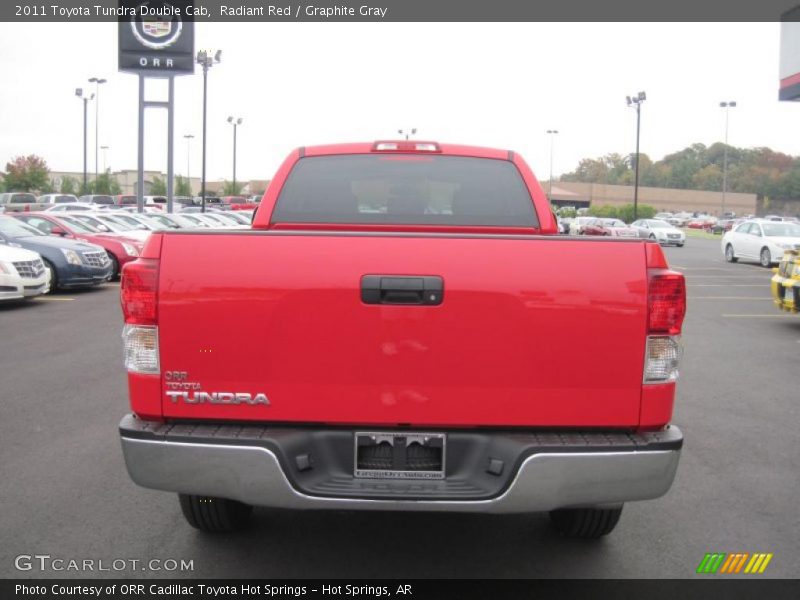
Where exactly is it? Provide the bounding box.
[119,196,137,205]
[272,154,538,227]
[91,195,114,205]
[10,193,37,204]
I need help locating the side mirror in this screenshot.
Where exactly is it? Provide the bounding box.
[51,226,68,236]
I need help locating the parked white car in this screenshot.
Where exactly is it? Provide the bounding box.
[630,219,686,246]
[0,244,50,301]
[44,202,103,212]
[66,213,151,243]
[721,220,800,267]
[37,194,79,205]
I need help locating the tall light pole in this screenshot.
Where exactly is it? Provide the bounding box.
[100,145,109,172]
[398,128,417,140]
[196,50,221,213]
[183,134,194,193]
[74,88,94,194]
[720,101,737,216]
[626,91,646,222]
[227,117,243,194]
[88,77,106,182]
[546,129,559,202]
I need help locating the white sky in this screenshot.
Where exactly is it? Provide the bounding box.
[1,22,799,183]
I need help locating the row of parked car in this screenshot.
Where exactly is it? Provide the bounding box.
[0,192,261,213]
[560,216,687,246]
[0,207,254,304]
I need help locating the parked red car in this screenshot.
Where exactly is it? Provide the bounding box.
[582,218,638,237]
[14,213,144,278]
[687,217,715,230]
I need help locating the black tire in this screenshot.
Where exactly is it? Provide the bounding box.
[725,244,738,263]
[549,506,623,539]
[107,252,120,280]
[760,247,772,268]
[677,243,685,247]
[42,259,58,293]
[178,494,252,533]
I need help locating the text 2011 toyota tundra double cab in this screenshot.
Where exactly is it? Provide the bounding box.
[119,141,686,538]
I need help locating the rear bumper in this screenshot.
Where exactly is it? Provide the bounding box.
[119,415,682,513]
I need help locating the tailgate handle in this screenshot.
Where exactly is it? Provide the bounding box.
[361,275,443,305]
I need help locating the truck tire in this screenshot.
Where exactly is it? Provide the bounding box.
[549,506,623,539]
[178,494,253,533]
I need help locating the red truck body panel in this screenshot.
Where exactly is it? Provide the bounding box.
[155,232,649,427]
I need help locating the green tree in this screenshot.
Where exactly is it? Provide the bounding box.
[90,170,121,194]
[616,203,655,223]
[149,176,166,196]
[174,175,192,197]
[60,176,78,194]
[222,180,244,195]
[3,155,50,192]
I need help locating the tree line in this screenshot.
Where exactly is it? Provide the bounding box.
[559,142,800,199]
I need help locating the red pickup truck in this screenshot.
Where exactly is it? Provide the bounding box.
[119,141,685,538]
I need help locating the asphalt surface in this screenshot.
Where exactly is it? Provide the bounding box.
[1,236,798,579]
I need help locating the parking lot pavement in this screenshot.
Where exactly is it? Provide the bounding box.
[1,240,798,579]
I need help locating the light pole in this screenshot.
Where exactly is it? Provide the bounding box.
[720,101,737,216]
[227,117,243,194]
[626,91,646,222]
[74,88,94,194]
[100,145,109,172]
[546,129,559,202]
[196,50,221,213]
[88,77,107,182]
[183,134,194,193]
[398,128,417,140]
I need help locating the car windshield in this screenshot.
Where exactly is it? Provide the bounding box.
[0,217,44,237]
[648,220,671,228]
[602,219,626,227]
[69,214,115,232]
[762,223,800,237]
[58,216,100,233]
[144,215,180,229]
[91,196,114,205]
[54,195,77,203]
[109,215,150,230]
[96,215,136,231]
[273,154,538,227]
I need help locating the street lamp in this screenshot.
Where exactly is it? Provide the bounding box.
[74,88,94,194]
[227,117,243,194]
[196,49,222,213]
[183,134,194,192]
[720,101,737,216]
[100,145,110,172]
[546,129,559,202]
[626,91,646,221]
[88,77,107,182]
[398,128,417,140]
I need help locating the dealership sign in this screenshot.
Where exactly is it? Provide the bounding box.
[119,1,194,74]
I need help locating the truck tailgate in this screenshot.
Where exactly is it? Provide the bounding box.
[158,232,648,427]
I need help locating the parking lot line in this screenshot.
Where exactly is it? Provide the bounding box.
[691,284,766,287]
[722,314,795,318]
[33,297,75,302]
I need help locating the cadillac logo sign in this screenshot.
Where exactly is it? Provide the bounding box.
[119,1,194,74]
[132,14,182,50]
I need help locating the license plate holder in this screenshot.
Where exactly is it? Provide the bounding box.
[354,431,446,480]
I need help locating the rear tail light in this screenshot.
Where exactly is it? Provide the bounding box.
[121,257,160,374]
[645,267,686,384]
[120,258,158,325]
[122,324,159,373]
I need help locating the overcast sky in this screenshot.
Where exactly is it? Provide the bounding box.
[0,22,798,183]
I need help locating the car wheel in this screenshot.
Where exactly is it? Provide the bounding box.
[549,506,623,539]
[42,259,57,293]
[725,244,738,263]
[760,247,772,268]
[107,252,120,280]
[677,243,684,247]
[178,494,253,533]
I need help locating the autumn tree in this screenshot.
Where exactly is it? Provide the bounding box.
[3,155,50,192]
